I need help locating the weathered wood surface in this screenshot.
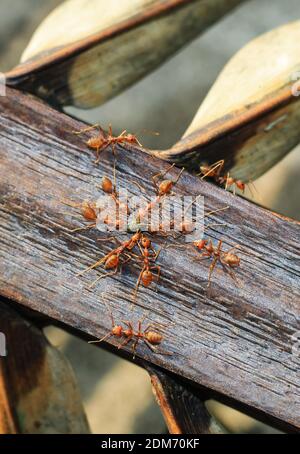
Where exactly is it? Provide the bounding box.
[0,301,90,434]
[146,365,226,434]
[0,88,299,430]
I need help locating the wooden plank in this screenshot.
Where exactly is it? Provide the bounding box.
[0,301,90,434]
[146,365,226,434]
[0,87,299,430]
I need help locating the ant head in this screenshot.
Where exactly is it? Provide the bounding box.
[236,180,245,191]
[158,179,173,196]
[141,270,153,286]
[112,325,123,337]
[194,239,207,250]
[126,134,138,144]
[145,331,163,345]
[132,231,142,242]
[141,236,151,248]
[102,176,113,194]
[105,254,119,269]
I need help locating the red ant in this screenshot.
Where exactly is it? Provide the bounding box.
[194,239,241,287]
[152,163,184,197]
[74,123,142,163]
[89,303,171,358]
[61,199,98,233]
[132,164,184,231]
[100,163,130,218]
[199,160,246,195]
[77,232,142,287]
[131,235,161,299]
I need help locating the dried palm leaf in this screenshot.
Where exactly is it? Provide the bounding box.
[5,0,245,108]
[151,20,300,181]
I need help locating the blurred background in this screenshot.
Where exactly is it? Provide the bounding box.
[1,0,299,434]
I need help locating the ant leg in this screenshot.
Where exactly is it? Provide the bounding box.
[198,253,211,260]
[144,320,171,333]
[129,252,143,261]
[137,241,144,256]
[151,175,160,193]
[143,339,173,356]
[224,244,241,254]
[137,314,149,334]
[94,142,110,164]
[76,254,109,276]
[205,206,229,217]
[173,166,185,185]
[69,223,96,233]
[219,260,238,283]
[118,255,131,276]
[121,321,133,331]
[205,222,227,230]
[128,179,146,194]
[165,243,192,250]
[133,267,145,300]
[60,198,83,209]
[225,172,230,191]
[216,240,222,253]
[89,268,119,288]
[135,137,143,147]
[89,332,112,344]
[160,163,176,179]
[102,300,115,327]
[97,236,120,244]
[150,265,161,291]
[199,160,224,179]
[117,336,132,350]
[152,163,176,192]
[207,257,218,288]
[95,147,100,164]
[112,158,117,193]
[153,247,162,260]
[132,338,140,359]
[143,339,159,353]
[73,123,101,135]
[152,163,175,182]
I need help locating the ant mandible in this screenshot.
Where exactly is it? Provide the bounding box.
[74,123,142,163]
[194,239,241,287]
[89,303,171,358]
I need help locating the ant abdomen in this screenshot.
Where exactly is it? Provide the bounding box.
[145,331,163,345]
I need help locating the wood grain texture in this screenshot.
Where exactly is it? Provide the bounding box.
[0,88,299,430]
[0,301,90,434]
[146,365,226,434]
